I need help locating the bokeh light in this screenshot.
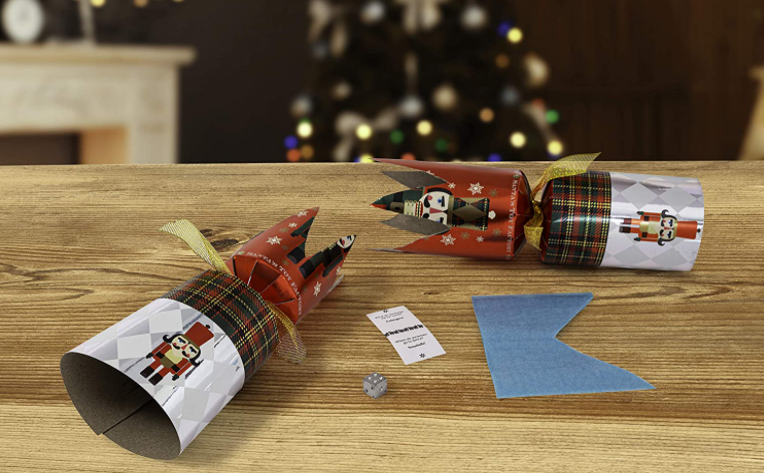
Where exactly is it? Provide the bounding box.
[547,140,564,155]
[417,120,433,136]
[390,129,404,144]
[356,123,373,140]
[479,108,495,123]
[286,149,301,162]
[497,21,514,37]
[510,131,527,148]
[507,27,523,44]
[401,153,416,160]
[296,120,313,138]
[300,145,315,159]
[284,135,299,149]
[487,153,502,162]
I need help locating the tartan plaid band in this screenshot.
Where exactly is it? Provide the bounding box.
[162,270,279,381]
[542,171,612,266]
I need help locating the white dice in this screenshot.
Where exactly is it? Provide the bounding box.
[363,372,387,399]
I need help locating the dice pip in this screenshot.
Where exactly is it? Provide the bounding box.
[363,372,387,399]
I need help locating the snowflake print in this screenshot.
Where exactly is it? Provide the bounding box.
[267,236,282,245]
[313,281,322,296]
[488,210,496,220]
[492,229,502,237]
[489,189,498,197]
[288,222,298,228]
[441,234,456,246]
[468,182,484,195]
[298,210,309,217]
[461,232,471,240]
[476,236,484,243]
[447,182,456,189]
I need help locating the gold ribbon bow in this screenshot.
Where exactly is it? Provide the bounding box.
[160,219,306,364]
[523,153,601,251]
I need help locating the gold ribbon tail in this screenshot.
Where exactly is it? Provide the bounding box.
[266,301,307,364]
[523,153,601,251]
[159,219,232,274]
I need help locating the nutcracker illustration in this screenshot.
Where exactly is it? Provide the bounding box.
[619,209,701,245]
[297,235,355,279]
[370,158,533,260]
[373,188,491,231]
[140,322,214,386]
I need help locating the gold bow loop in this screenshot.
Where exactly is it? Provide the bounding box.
[160,219,306,364]
[159,219,232,275]
[523,153,601,251]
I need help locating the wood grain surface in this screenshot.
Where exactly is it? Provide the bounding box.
[0,161,762,472]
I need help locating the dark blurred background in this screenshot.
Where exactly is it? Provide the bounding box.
[1,0,763,165]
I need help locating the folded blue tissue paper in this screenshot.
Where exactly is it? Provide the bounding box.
[471,293,654,398]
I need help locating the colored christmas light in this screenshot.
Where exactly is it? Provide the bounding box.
[507,27,523,44]
[284,135,299,149]
[358,154,374,163]
[356,124,373,140]
[435,139,449,153]
[479,108,495,123]
[300,145,315,159]
[497,20,514,37]
[546,109,560,124]
[417,120,433,136]
[547,140,563,156]
[390,129,405,144]
[297,120,313,138]
[401,153,416,160]
[286,149,301,162]
[487,153,502,162]
[510,131,527,148]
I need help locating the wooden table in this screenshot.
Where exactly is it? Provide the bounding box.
[0,162,762,472]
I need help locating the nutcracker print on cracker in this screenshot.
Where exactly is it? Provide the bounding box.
[619,209,701,245]
[140,322,213,385]
[371,158,533,260]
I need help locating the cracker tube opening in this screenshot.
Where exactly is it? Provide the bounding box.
[60,352,181,460]
[60,272,278,460]
[372,158,533,260]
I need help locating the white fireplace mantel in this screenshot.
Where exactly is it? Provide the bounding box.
[0,44,195,164]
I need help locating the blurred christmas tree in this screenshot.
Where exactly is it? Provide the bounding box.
[286,0,563,163]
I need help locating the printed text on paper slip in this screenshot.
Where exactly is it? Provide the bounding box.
[366,306,446,365]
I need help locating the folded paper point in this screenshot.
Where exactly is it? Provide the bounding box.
[471,293,654,398]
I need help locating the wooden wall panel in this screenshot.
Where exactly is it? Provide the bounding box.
[517,0,764,160]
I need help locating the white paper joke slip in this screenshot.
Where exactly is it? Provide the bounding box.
[366,306,446,365]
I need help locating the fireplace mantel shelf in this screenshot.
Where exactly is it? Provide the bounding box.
[0,44,196,164]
